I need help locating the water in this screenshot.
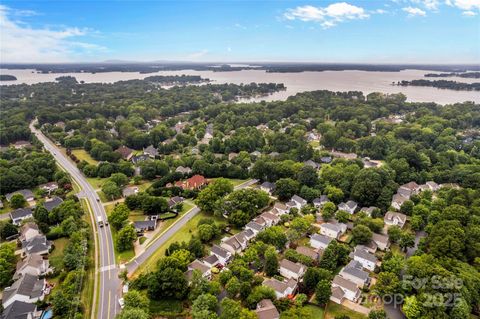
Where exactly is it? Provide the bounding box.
[1,68,479,104]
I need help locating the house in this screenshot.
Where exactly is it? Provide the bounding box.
[201,254,219,268]
[362,157,381,168]
[19,223,40,243]
[250,151,261,157]
[391,193,408,210]
[399,182,420,196]
[279,259,306,281]
[290,195,307,210]
[351,246,378,271]
[296,246,321,261]
[21,235,52,257]
[330,275,361,304]
[359,206,378,217]
[174,121,187,134]
[210,245,232,265]
[263,277,297,299]
[320,156,332,164]
[320,222,347,239]
[338,200,358,214]
[1,300,37,319]
[167,196,184,209]
[245,221,264,235]
[304,160,320,170]
[372,233,390,251]
[133,220,157,232]
[228,152,239,161]
[2,274,46,308]
[310,233,333,250]
[419,181,440,192]
[39,182,59,193]
[313,195,329,208]
[260,182,275,195]
[143,145,159,158]
[122,186,139,198]
[384,211,407,228]
[221,234,247,254]
[10,208,33,226]
[258,212,280,226]
[183,175,208,190]
[6,189,34,203]
[272,202,288,216]
[339,260,370,288]
[241,229,255,241]
[330,150,358,160]
[43,196,63,212]
[12,141,32,149]
[14,254,51,279]
[255,299,280,319]
[175,166,192,175]
[306,132,320,142]
[268,152,280,158]
[115,146,134,160]
[131,154,149,165]
[187,260,211,280]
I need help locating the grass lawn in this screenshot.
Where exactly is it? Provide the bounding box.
[133,210,223,277]
[50,237,69,271]
[87,177,108,189]
[80,206,96,319]
[149,299,185,316]
[210,177,248,187]
[71,149,99,165]
[97,190,110,203]
[104,205,135,264]
[303,304,325,318]
[147,200,195,243]
[325,301,367,319]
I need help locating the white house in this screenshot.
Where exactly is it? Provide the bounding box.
[14,255,51,280]
[351,246,378,271]
[313,195,329,208]
[258,212,280,226]
[186,260,211,280]
[310,233,333,250]
[272,202,289,216]
[279,259,306,281]
[10,208,33,226]
[263,278,297,299]
[371,233,390,251]
[39,182,59,194]
[384,211,407,229]
[210,245,232,266]
[245,221,264,235]
[221,233,248,254]
[330,275,361,304]
[2,274,46,308]
[6,189,34,203]
[320,222,347,239]
[339,260,370,288]
[290,195,307,210]
[338,200,358,214]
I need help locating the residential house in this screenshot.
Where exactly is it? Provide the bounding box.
[263,278,297,299]
[19,223,40,243]
[320,222,347,239]
[12,141,32,149]
[131,154,149,165]
[10,208,33,226]
[384,211,407,229]
[255,299,280,319]
[391,193,408,210]
[272,203,288,216]
[182,175,208,190]
[1,300,37,319]
[330,275,361,304]
[245,221,264,235]
[221,234,248,255]
[186,260,211,282]
[320,156,332,164]
[43,197,63,212]
[371,233,390,251]
[399,182,420,196]
[21,235,52,257]
[359,206,378,217]
[339,260,370,288]
[419,181,440,192]
[310,233,333,250]
[201,255,219,268]
[228,152,239,161]
[14,255,50,279]
[258,212,280,226]
[362,157,381,168]
[210,245,232,266]
[39,182,59,194]
[296,246,321,261]
[268,152,280,158]
[143,145,159,158]
[304,160,320,170]
[290,195,307,210]
[6,189,34,203]
[2,274,46,308]
[167,196,184,209]
[279,259,306,281]
[313,195,329,208]
[133,220,157,232]
[351,246,378,271]
[250,151,261,157]
[330,150,358,160]
[260,182,275,195]
[241,229,256,241]
[175,166,192,175]
[115,146,134,161]
[338,200,358,214]
[122,186,139,198]
[174,121,187,134]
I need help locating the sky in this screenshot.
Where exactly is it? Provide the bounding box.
[0,0,479,64]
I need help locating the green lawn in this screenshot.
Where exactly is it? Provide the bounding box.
[71,149,99,165]
[210,177,248,187]
[104,205,136,264]
[325,302,367,319]
[303,304,325,319]
[87,177,108,189]
[50,237,69,271]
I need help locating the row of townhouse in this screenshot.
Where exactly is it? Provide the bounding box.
[390,181,451,210]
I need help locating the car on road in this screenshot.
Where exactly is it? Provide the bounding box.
[97,216,104,227]
[118,298,124,309]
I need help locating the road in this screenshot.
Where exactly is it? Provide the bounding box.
[30,121,120,319]
[125,178,258,275]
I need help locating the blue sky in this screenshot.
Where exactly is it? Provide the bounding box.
[0,1,479,63]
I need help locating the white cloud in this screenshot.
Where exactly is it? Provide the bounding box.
[462,9,477,14]
[402,6,427,15]
[374,9,388,14]
[185,49,208,59]
[450,0,480,10]
[0,5,105,62]
[284,2,369,28]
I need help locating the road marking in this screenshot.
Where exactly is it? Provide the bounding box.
[99,265,117,272]
[107,291,111,319]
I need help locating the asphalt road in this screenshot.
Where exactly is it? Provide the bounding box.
[30,121,120,319]
[126,178,259,275]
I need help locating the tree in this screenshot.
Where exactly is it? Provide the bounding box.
[116,308,149,319]
[116,224,137,252]
[374,272,400,297]
[387,225,402,243]
[325,185,344,203]
[108,204,130,230]
[188,237,205,258]
[369,310,387,319]
[196,178,234,213]
[148,266,188,300]
[109,172,129,187]
[352,225,373,245]
[192,293,218,319]
[102,181,122,200]
[245,286,276,309]
[225,276,241,298]
[141,196,168,215]
[275,178,300,201]
[256,226,288,250]
[220,298,257,319]
[297,165,318,187]
[399,231,415,252]
[198,224,216,242]
[10,194,26,209]
[0,222,18,240]
[335,210,350,223]
[123,290,149,309]
[264,247,279,276]
[315,279,331,306]
[321,202,336,221]
[403,295,422,319]
[304,267,332,293]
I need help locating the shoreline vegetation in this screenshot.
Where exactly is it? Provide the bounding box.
[396,79,480,91]
[424,71,480,78]
[0,74,17,81]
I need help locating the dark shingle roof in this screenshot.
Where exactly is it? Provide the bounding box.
[10,208,33,220]
[43,197,63,212]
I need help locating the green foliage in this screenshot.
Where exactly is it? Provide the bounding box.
[264,246,279,276]
[196,178,234,213]
[315,279,331,306]
[116,224,137,252]
[352,224,373,245]
[108,204,130,230]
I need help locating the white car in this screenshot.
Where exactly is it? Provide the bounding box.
[118,298,125,309]
[122,283,129,294]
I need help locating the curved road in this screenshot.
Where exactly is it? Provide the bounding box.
[30,121,120,319]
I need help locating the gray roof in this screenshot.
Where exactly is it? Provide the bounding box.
[279,259,305,274]
[260,182,275,190]
[333,275,358,293]
[291,195,307,205]
[122,186,138,197]
[1,300,36,319]
[353,246,378,263]
[188,260,210,274]
[2,274,44,304]
[311,233,333,246]
[313,195,329,204]
[372,233,389,246]
[341,260,369,281]
[256,299,279,319]
[295,246,319,260]
[246,221,263,232]
[6,190,34,202]
[133,220,156,230]
[144,145,159,157]
[43,196,63,212]
[10,208,33,220]
[22,235,51,255]
[202,254,219,265]
[210,245,229,259]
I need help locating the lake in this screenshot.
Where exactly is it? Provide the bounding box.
[1,68,479,104]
